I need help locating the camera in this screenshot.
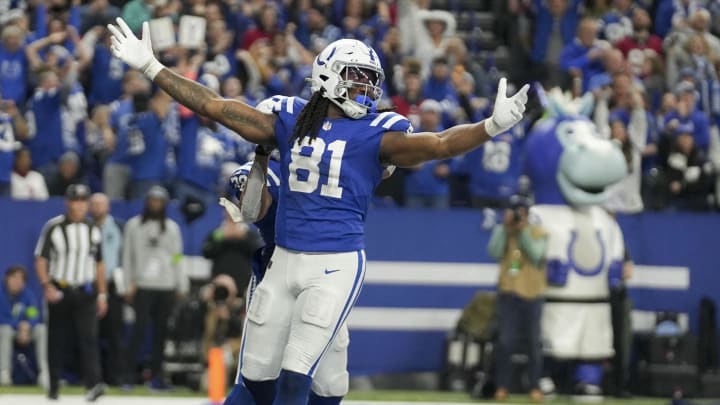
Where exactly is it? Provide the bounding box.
[508,192,532,224]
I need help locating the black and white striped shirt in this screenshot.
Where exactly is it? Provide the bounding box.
[34,215,103,286]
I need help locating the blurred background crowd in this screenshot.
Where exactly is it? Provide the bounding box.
[1,0,720,212]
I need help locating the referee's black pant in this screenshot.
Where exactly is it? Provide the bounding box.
[47,284,102,392]
[126,289,174,384]
[99,282,125,385]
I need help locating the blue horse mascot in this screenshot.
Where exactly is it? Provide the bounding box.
[525,88,628,399]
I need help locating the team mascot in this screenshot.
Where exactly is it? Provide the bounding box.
[524,87,628,399]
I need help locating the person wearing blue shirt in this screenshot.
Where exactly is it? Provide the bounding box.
[82,28,128,108]
[404,99,450,208]
[559,18,610,93]
[456,122,527,209]
[422,57,458,122]
[24,69,66,179]
[0,25,29,106]
[126,89,178,199]
[529,0,582,86]
[176,114,229,208]
[663,81,711,152]
[104,71,151,199]
[0,265,47,387]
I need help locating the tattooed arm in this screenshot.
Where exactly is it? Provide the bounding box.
[152,69,276,145]
[107,17,276,145]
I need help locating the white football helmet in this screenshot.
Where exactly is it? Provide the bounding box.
[309,39,385,119]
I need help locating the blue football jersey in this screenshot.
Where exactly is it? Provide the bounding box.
[456,124,526,201]
[264,95,411,252]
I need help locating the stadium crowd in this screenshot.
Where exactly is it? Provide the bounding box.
[1,0,719,212]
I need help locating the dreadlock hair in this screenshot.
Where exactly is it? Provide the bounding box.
[290,90,331,146]
[290,89,396,146]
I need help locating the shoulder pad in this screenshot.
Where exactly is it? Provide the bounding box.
[368,112,413,133]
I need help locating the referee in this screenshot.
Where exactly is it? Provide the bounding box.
[34,184,108,401]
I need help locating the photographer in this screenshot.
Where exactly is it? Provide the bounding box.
[487,194,548,402]
[200,274,244,368]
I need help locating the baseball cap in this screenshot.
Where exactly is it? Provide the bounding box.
[146,185,169,201]
[65,184,90,200]
[674,81,696,96]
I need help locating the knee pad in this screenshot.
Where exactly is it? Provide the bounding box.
[311,370,349,397]
[241,352,277,382]
[301,290,338,330]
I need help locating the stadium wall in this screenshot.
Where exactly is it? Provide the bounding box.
[0,198,715,375]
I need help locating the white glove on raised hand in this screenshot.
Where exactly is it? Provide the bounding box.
[107,18,165,80]
[484,78,530,137]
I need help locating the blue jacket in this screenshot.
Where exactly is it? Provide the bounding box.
[0,285,41,329]
[530,0,581,63]
[559,39,606,92]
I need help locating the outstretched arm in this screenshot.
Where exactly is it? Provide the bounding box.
[107,17,276,146]
[152,70,276,145]
[380,78,529,167]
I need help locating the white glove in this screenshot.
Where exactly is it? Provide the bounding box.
[107,18,165,80]
[484,78,530,137]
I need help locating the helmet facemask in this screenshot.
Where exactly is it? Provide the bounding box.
[331,63,384,119]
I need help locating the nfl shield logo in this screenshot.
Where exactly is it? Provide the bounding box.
[322,121,332,131]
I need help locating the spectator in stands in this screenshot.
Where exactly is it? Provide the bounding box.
[455,121,527,209]
[0,265,47,387]
[47,151,85,197]
[665,125,714,211]
[616,8,663,69]
[204,18,240,83]
[403,99,450,209]
[597,0,634,44]
[391,58,422,119]
[603,110,647,214]
[422,57,459,121]
[123,186,183,390]
[529,0,582,88]
[104,71,151,200]
[89,193,125,387]
[175,75,230,208]
[79,0,121,35]
[35,184,107,401]
[11,148,49,200]
[202,211,261,303]
[487,194,547,403]
[0,25,29,106]
[414,9,466,78]
[453,68,489,124]
[663,81,710,153]
[241,3,280,50]
[303,5,342,54]
[560,17,612,93]
[654,0,696,38]
[24,68,72,180]
[79,26,128,108]
[126,88,179,199]
[587,48,630,92]
[376,26,403,98]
